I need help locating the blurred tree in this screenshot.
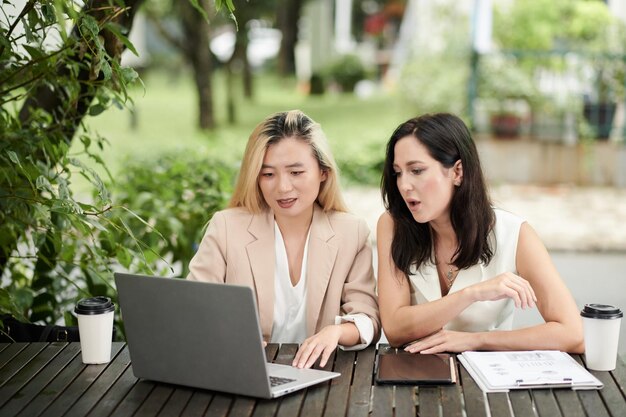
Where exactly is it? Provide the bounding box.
[180,0,215,129]
[225,0,276,123]
[145,0,276,127]
[276,0,305,76]
[144,0,216,129]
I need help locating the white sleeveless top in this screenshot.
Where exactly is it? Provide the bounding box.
[408,208,525,332]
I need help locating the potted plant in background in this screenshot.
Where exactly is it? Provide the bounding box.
[324,54,369,93]
[566,1,626,140]
[478,55,538,139]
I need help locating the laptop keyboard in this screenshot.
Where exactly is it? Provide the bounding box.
[269,376,296,387]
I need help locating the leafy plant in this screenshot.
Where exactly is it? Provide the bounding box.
[107,152,236,277]
[398,0,470,117]
[478,55,538,116]
[0,0,144,326]
[0,0,237,331]
[324,54,369,93]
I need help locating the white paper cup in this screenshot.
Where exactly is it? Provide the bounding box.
[75,297,115,364]
[581,304,623,371]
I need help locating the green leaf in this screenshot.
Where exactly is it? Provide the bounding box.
[0,288,27,321]
[120,67,139,84]
[7,150,19,165]
[35,175,52,191]
[188,0,209,22]
[41,4,56,25]
[104,22,139,56]
[116,246,132,268]
[89,104,106,116]
[100,60,112,80]
[13,287,35,315]
[23,44,45,60]
[80,15,100,40]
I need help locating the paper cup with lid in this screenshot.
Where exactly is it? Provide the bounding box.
[580,304,623,371]
[75,296,115,364]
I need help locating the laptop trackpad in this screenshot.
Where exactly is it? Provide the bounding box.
[267,363,340,396]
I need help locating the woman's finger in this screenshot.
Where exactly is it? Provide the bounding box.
[303,344,326,369]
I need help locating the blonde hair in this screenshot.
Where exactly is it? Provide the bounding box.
[229,110,348,213]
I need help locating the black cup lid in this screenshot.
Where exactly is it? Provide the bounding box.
[74,296,115,315]
[580,304,623,319]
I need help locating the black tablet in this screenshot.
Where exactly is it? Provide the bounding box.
[375,351,457,385]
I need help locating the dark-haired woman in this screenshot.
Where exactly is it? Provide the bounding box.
[377,113,583,353]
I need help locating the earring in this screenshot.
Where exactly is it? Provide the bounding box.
[454,181,461,187]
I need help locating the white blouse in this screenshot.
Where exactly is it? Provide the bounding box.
[270,222,309,343]
[270,221,374,348]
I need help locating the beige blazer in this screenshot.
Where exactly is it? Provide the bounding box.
[187,205,380,343]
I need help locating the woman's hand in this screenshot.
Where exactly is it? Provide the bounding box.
[404,329,480,353]
[292,325,343,369]
[466,272,537,309]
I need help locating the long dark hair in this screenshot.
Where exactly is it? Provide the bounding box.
[381,113,494,277]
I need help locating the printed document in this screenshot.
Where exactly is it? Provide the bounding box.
[459,351,603,392]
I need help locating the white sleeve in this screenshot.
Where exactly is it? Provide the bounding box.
[334,313,374,351]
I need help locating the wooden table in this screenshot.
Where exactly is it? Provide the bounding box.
[1,342,624,416]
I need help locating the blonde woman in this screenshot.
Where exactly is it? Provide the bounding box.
[188,110,380,368]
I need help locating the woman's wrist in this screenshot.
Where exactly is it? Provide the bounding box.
[337,322,360,346]
[458,286,477,305]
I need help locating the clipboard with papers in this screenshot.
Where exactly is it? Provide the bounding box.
[458,350,603,393]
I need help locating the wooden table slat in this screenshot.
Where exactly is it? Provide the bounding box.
[16,348,89,416]
[155,387,194,417]
[441,383,464,417]
[322,349,355,417]
[63,345,132,416]
[179,391,213,417]
[109,379,157,417]
[264,344,279,362]
[507,390,535,417]
[37,342,125,417]
[591,370,626,417]
[226,396,256,417]
[346,345,375,417]
[298,350,336,417]
[0,343,28,371]
[87,364,139,417]
[134,384,176,416]
[575,389,611,417]
[611,354,626,398]
[416,386,440,417]
[394,386,416,417]
[370,385,393,417]
[204,393,234,417]
[0,342,65,407]
[458,359,488,417]
[486,392,513,417]
[0,342,47,386]
[531,390,563,417]
[553,389,587,417]
[0,342,80,416]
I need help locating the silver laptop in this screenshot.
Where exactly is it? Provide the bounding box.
[114,273,340,398]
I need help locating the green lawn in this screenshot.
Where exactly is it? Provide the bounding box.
[78,69,413,191]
